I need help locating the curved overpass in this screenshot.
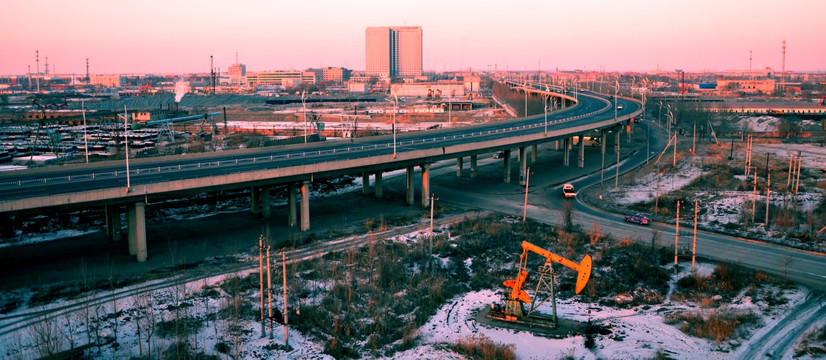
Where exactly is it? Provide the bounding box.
[0,82,642,260]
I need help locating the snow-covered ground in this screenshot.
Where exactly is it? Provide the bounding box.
[2,230,820,360]
[608,115,826,250]
[2,115,825,359]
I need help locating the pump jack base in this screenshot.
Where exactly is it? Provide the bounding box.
[478,307,586,337]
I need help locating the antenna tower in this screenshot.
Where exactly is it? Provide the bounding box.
[45,56,49,75]
[86,57,90,81]
[749,50,752,79]
[210,55,216,95]
[35,50,40,92]
[781,40,786,92]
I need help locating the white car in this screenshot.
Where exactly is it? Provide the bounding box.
[562,184,576,198]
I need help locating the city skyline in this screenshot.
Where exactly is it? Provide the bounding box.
[1,0,824,75]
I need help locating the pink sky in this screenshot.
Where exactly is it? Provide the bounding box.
[1,0,823,75]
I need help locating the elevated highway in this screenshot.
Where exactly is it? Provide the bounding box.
[0,81,642,261]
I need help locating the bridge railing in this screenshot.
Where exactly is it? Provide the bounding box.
[0,111,612,192]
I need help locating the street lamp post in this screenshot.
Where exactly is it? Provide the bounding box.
[543,94,549,134]
[642,78,649,163]
[448,97,451,128]
[523,167,531,222]
[301,91,307,144]
[392,92,398,158]
[429,193,437,262]
[81,100,88,163]
[122,105,131,190]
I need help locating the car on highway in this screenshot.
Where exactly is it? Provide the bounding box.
[562,183,576,198]
[493,151,504,159]
[624,213,650,225]
[617,104,624,110]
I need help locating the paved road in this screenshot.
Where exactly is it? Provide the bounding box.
[427,120,826,290]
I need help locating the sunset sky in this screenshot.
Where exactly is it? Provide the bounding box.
[1,0,823,75]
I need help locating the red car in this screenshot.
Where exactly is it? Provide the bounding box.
[624,213,650,225]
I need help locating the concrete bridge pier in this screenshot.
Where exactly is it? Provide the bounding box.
[105,204,122,241]
[555,140,559,151]
[615,128,622,155]
[456,157,463,177]
[362,172,370,195]
[250,187,260,215]
[406,166,415,206]
[601,129,607,176]
[288,183,297,228]
[127,202,147,262]
[421,163,431,207]
[300,180,310,231]
[503,149,511,183]
[563,138,570,166]
[531,144,537,163]
[519,147,527,186]
[627,119,633,143]
[260,187,271,218]
[374,171,383,199]
[470,155,477,178]
[578,135,585,168]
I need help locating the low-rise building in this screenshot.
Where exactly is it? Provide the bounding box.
[717,78,776,95]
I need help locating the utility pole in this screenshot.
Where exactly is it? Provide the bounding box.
[259,235,265,338]
[429,194,437,260]
[282,250,289,348]
[673,132,677,167]
[765,171,771,228]
[675,200,681,270]
[655,166,661,215]
[267,245,273,339]
[523,167,530,222]
[752,166,758,225]
[692,199,698,272]
[794,153,802,194]
[82,100,88,163]
[787,152,794,189]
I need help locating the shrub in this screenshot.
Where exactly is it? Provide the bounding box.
[450,335,517,360]
[155,317,204,339]
[665,309,761,342]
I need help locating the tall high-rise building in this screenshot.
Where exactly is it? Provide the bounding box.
[365,26,422,78]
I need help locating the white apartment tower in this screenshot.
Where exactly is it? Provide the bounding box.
[365,26,422,78]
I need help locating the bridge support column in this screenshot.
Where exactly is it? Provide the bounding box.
[288,183,297,228]
[503,149,511,183]
[421,163,431,207]
[300,181,310,231]
[519,147,527,186]
[578,135,585,168]
[601,130,607,181]
[563,138,570,166]
[261,187,271,218]
[627,119,633,143]
[555,140,559,151]
[615,129,621,155]
[250,187,260,215]
[127,202,147,262]
[105,204,122,241]
[531,144,537,163]
[362,172,370,196]
[456,157,463,177]
[406,166,415,206]
[470,155,477,178]
[374,171,383,199]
